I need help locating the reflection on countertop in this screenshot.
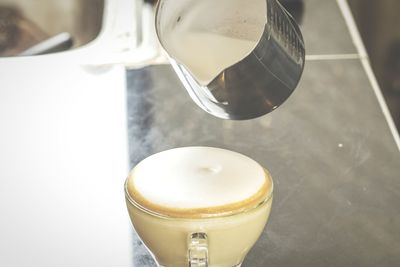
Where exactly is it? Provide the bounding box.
[126,0,400,266]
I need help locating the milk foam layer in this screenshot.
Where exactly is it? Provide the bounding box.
[161,0,266,85]
[127,147,271,216]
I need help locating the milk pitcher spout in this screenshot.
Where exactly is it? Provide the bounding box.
[156,0,305,120]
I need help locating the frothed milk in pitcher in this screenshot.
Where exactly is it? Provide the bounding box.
[157,0,305,120]
[162,0,266,85]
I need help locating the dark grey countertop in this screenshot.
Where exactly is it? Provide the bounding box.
[126,1,400,266]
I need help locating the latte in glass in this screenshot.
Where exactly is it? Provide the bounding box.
[125,147,273,267]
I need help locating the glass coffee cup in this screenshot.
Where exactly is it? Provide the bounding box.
[124,147,273,267]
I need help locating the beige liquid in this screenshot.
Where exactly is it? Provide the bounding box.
[125,147,273,267]
[161,0,266,85]
[166,32,258,85]
[126,194,272,267]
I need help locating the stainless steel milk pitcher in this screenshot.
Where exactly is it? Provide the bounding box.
[156,0,305,120]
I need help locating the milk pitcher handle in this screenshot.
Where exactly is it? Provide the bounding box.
[188,233,208,267]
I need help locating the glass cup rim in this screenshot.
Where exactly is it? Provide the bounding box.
[124,170,273,221]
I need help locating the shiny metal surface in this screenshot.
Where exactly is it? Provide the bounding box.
[0,0,103,55]
[0,0,398,266]
[156,0,305,120]
[127,60,400,267]
[19,32,73,56]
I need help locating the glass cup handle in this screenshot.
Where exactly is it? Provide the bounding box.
[188,233,208,267]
